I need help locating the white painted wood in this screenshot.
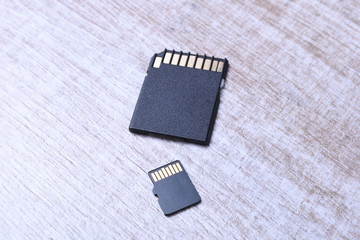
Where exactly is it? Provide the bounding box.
[0,0,359,239]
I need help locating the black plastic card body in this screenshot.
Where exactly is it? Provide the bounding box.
[148,160,201,215]
[129,49,228,145]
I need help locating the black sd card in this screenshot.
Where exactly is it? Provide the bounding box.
[148,160,201,215]
[129,49,229,145]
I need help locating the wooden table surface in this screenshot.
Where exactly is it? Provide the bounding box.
[1,0,359,239]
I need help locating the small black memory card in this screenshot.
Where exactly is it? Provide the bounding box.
[148,160,201,215]
[129,49,229,145]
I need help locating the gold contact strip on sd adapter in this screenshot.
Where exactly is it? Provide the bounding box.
[150,162,184,182]
[153,51,225,73]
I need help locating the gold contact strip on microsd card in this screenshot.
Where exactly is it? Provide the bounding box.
[153,50,224,72]
[150,162,184,182]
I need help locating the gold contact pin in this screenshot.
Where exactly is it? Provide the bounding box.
[155,171,161,180]
[171,54,180,65]
[153,56,162,68]
[203,59,211,70]
[158,170,165,179]
[176,162,183,172]
[217,61,224,72]
[164,52,172,64]
[211,60,218,71]
[161,168,168,178]
[187,55,196,68]
[165,167,172,176]
[173,164,179,173]
[151,173,158,182]
[168,165,176,174]
[179,55,188,67]
[195,57,204,69]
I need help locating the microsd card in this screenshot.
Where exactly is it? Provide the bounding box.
[129,49,229,145]
[149,160,201,215]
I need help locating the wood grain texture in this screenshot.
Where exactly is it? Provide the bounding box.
[0,0,359,239]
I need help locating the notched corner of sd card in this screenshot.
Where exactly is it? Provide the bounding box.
[148,160,201,216]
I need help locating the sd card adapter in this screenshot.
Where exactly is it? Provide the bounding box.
[129,49,229,145]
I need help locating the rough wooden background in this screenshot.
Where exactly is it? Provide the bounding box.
[1,0,359,239]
